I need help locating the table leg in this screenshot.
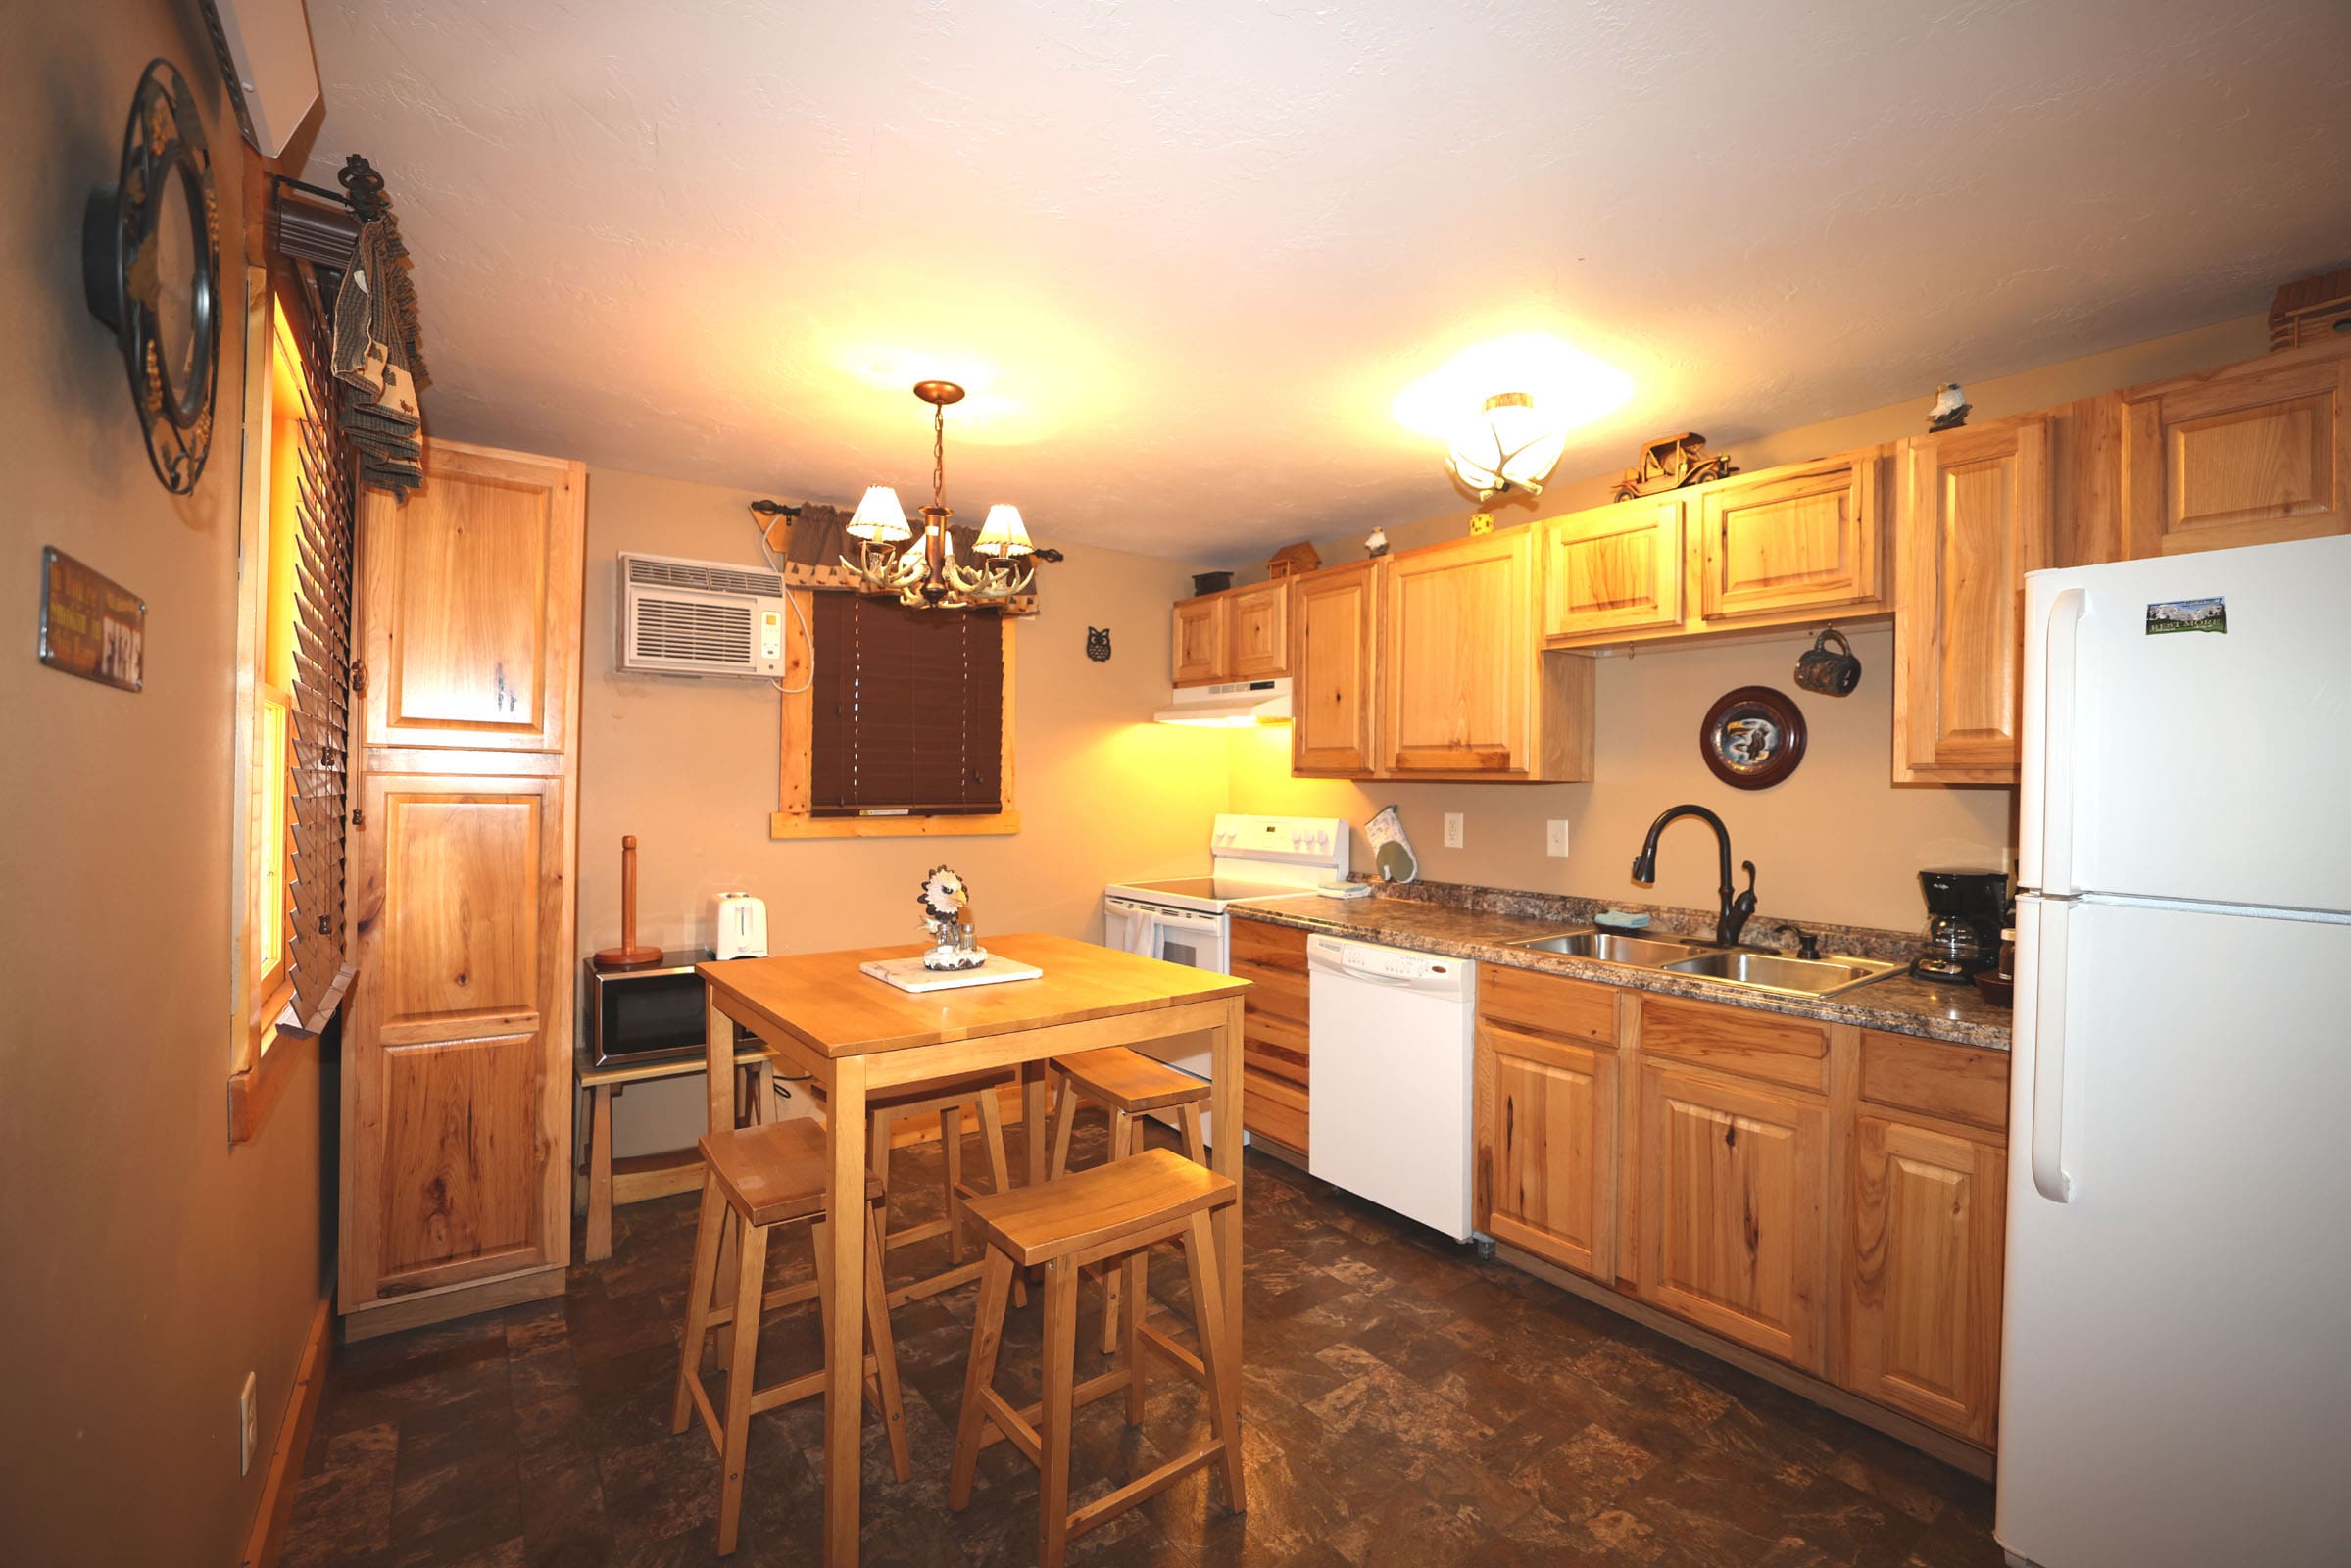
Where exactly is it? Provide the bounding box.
[824,1055,870,1566]
[1209,993,1246,1493]
[586,1084,614,1263]
[1022,1061,1049,1188]
[704,986,733,1139]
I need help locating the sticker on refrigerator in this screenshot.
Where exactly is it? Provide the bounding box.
[2145,597,2226,635]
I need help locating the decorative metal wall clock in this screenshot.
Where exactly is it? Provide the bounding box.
[1699,685,1808,789]
[82,60,220,495]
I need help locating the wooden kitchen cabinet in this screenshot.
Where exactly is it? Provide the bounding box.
[1892,415,2052,783]
[356,441,587,754]
[1226,579,1290,680]
[1231,917,1311,1152]
[1697,451,1884,622]
[343,436,585,1336]
[1378,529,1593,779]
[2120,347,2350,558]
[1171,592,1227,686]
[1633,1059,1830,1373]
[1839,1031,2010,1446]
[1541,494,1688,645]
[1474,967,1620,1281]
[1290,561,1381,775]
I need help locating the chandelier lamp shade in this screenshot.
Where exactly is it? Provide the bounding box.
[841,380,1039,608]
[1447,390,1569,502]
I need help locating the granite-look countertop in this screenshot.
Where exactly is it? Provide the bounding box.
[1230,892,2013,1052]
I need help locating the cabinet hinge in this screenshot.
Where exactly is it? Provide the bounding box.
[350,807,367,829]
[349,660,367,695]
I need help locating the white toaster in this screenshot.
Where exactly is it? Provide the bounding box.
[713,891,768,959]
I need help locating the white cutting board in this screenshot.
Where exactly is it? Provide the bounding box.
[858,954,1044,994]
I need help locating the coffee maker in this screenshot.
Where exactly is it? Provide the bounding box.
[1911,868,2008,983]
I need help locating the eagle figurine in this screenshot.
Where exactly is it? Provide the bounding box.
[1928,383,1972,433]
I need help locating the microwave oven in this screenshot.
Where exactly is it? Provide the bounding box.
[585,950,759,1070]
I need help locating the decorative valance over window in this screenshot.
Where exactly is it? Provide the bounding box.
[774,502,1040,617]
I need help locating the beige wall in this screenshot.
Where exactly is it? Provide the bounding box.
[576,467,1227,1150]
[0,4,328,1563]
[1224,311,2276,934]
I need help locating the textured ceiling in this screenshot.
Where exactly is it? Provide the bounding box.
[301,0,2351,562]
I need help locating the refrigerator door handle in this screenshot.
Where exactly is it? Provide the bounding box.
[2029,586,2089,897]
[2019,896,2076,1203]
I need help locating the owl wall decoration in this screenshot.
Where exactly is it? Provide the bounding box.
[1086,627,1112,662]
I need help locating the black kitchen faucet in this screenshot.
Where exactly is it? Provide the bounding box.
[1631,804,1757,949]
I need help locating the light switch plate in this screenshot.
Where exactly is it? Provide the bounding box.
[1546,820,1570,858]
[1443,812,1464,849]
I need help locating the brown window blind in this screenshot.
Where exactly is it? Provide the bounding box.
[809,596,1004,816]
[284,268,359,1031]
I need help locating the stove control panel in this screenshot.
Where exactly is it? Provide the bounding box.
[1211,814,1350,876]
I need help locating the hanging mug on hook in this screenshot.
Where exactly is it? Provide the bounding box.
[1794,627,1862,696]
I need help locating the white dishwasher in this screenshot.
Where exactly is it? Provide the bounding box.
[1305,934,1476,1242]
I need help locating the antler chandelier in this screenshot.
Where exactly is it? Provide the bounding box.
[842,380,1038,609]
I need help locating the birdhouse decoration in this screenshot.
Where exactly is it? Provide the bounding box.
[917,865,987,970]
[1266,541,1322,579]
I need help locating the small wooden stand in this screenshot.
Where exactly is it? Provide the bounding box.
[593,835,664,970]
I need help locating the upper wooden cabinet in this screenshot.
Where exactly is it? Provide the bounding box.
[1171,593,1226,686]
[357,442,587,754]
[1893,416,2052,783]
[1378,530,1593,779]
[1226,580,1289,680]
[1698,452,1884,622]
[1290,560,1381,775]
[2121,350,2350,558]
[1170,579,1290,686]
[1541,495,1687,643]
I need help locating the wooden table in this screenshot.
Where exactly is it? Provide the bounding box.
[699,931,1250,1565]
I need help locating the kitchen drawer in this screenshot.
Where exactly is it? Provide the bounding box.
[1860,1031,2009,1134]
[1233,955,1306,1014]
[1242,1001,1309,1086]
[1243,1067,1308,1152]
[1476,964,1618,1046]
[1638,993,1828,1095]
[1232,916,1309,975]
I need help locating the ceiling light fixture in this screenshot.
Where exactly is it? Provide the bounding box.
[842,380,1039,609]
[1447,391,1569,502]
[1393,332,1634,503]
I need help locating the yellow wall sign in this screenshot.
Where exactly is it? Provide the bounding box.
[38,547,145,692]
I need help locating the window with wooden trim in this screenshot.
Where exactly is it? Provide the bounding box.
[773,591,1019,839]
[229,265,357,1139]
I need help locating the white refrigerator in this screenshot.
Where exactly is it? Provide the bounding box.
[1998,533,2351,1568]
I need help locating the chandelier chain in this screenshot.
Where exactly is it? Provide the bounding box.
[932,403,947,514]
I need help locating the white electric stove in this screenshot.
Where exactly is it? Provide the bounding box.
[1102,813,1350,1134]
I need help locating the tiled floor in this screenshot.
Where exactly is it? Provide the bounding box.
[282,1118,2003,1567]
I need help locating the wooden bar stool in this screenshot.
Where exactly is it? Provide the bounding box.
[1045,1047,1210,1350]
[670,1118,912,1556]
[949,1148,1244,1568]
[859,1068,1027,1308]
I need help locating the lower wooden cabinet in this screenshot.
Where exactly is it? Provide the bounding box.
[1633,1060,1830,1374]
[1843,1114,2007,1446]
[1232,917,1309,1152]
[341,770,573,1308]
[1477,1021,1617,1281]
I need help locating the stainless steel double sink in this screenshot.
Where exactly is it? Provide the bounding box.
[1502,928,1903,998]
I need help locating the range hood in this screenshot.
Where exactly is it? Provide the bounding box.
[1153,678,1293,727]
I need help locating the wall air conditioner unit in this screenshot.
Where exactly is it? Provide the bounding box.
[1153,678,1293,727]
[617,552,787,678]
[196,0,323,157]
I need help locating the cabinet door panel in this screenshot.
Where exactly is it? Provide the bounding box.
[1894,417,2050,781]
[358,442,585,753]
[1226,580,1290,680]
[344,773,569,1305]
[1381,530,1533,773]
[1843,1116,2006,1446]
[1477,1024,1616,1280]
[2123,356,2349,556]
[1637,1063,1828,1371]
[1699,456,1881,620]
[1172,594,1227,685]
[1290,562,1380,774]
[1542,498,1685,641]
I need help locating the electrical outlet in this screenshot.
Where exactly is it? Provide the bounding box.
[1443,812,1464,849]
[238,1371,258,1476]
[1546,819,1570,858]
